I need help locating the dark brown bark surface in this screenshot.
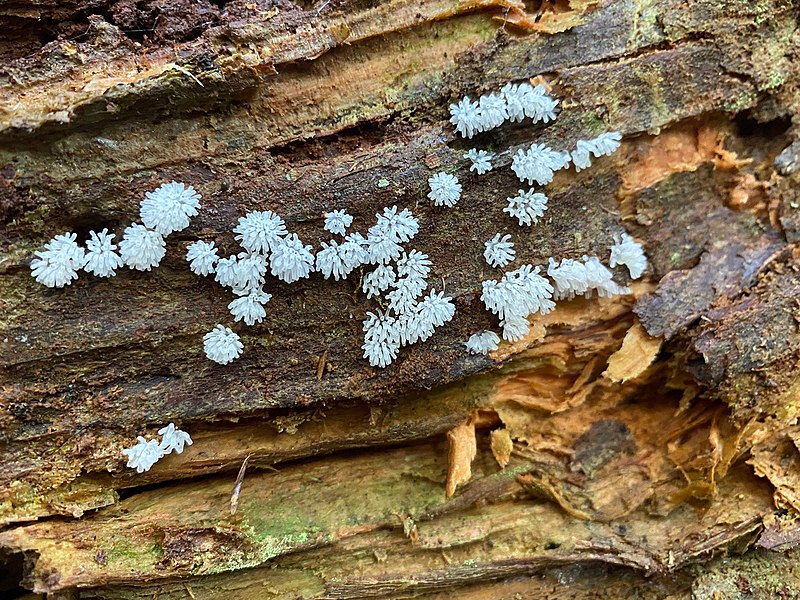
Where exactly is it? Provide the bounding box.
[1,0,800,597]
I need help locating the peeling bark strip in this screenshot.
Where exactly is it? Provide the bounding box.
[2,0,800,597]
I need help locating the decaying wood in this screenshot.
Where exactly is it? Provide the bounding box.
[2,0,800,597]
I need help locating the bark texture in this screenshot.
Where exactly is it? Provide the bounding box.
[1,0,800,597]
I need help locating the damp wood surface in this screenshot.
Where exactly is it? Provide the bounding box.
[2,0,800,597]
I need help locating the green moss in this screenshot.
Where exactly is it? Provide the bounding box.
[105,537,162,564]
[723,89,759,113]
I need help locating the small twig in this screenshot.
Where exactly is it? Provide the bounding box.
[169,64,205,88]
[316,349,329,380]
[230,454,252,515]
[315,0,332,16]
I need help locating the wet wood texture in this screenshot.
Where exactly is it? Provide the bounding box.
[1,0,800,597]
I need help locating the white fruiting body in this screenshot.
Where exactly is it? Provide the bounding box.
[84,229,123,277]
[139,181,201,235]
[484,233,516,268]
[504,190,548,226]
[464,149,495,175]
[228,288,271,326]
[362,264,396,299]
[186,241,219,276]
[234,210,288,254]
[571,131,622,172]
[203,324,244,364]
[30,232,87,287]
[157,423,193,454]
[30,84,635,381]
[324,210,353,236]
[511,143,570,186]
[316,240,355,281]
[121,436,164,473]
[464,330,500,355]
[122,424,193,473]
[270,234,314,283]
[449,97,482,139]
[427,172,462,207]
[119,224,166,271]
[609,233,647,279]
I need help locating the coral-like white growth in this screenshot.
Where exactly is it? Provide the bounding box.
[316,240,356,281]
[397,250,432,280]
[214,255,239,288]
[582,256,630,298]
[119,223,166,271]
[609,233,647,279]
[547,257,590,300]
[203,324,244,364]
[501,82,560,123]
[341,233,370,269]
[30,232,87,287]
[450,83,560,139]
[324,210,353,236]
[83,229,123,277]
[31,85,631,374]
[270,234,315,283]
[362,264,396,298]
[234,210,288,254]
[484,233,516,268]
[525,84,559,123]
[48,233,88,262]
[362,310,401,368]
[405,289,454,344]
[464,148,495,175]
[157,423,193,454]
[548,256,630,300]
[139,181,201,236]
[418,289,455,329]
[372,206,420,244]
[228,287,271,326]
[449,97,482,139]
[464,330,500,355]
[364,231,403,265]
[501,82,529,123]
[501,82,531,122]
[395,300,433,346]
[481,264,554,323]
[511,143,570,186]
[186,240,219,276]
[234,253,267,291]
[427,172,462,208]
[571,139,595,172]
[590,131,622,156]
[397,298,440,346]
[121,436,164,473]
[477,93,509,131]
[386,276,424,315]
[500,315,530,342]
[571,131,623,172]
[121,423,193,473]
[504,189,549,226]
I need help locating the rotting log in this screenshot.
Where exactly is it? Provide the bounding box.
[1,0,800,597]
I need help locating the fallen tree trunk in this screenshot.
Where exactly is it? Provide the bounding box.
[1,0,800,597]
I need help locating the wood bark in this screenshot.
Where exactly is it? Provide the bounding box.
[1,0,800,597]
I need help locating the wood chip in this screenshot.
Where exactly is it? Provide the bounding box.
[603,321,662,383]
[489,428,513,468]
[445,418,477,497]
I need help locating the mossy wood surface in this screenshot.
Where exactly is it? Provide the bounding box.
[2,0,800,597]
